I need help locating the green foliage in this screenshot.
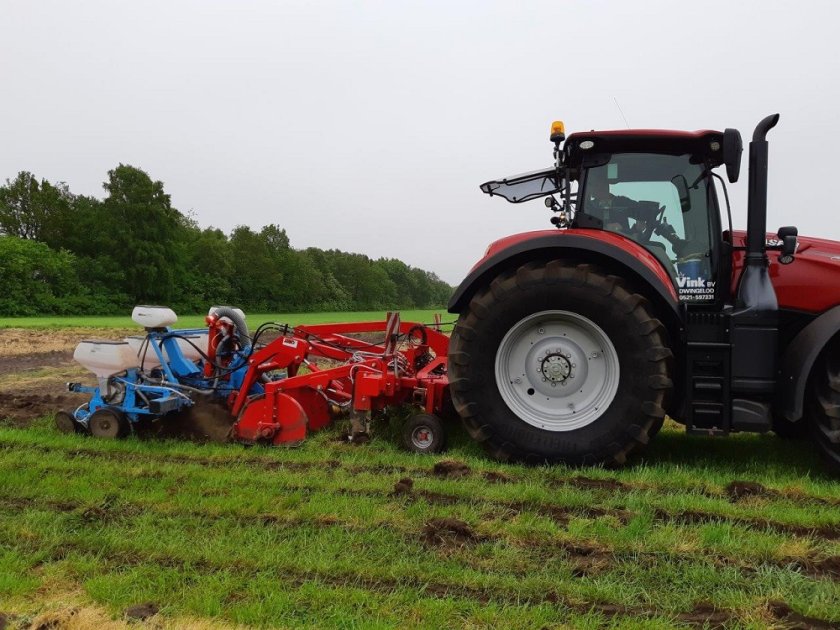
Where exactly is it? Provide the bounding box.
[102,164,182,304]
[0,237,113,316]
[0,171,73,247]
[0,167,453,316]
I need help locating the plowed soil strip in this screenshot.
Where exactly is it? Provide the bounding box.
[653,508,840,541]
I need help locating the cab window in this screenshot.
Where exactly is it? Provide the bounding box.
[579,153,718,303]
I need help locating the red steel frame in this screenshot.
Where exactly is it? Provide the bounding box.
[227,313,450,445]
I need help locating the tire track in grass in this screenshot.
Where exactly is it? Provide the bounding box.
[0,532,743,627]
[9,452,840,545]
[15,529,840,628]
[3,437,839,509]
[3,447,840,546]
[2,491,839,582]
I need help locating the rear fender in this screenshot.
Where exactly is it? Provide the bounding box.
[779,305,840,421]
[447,231,682,329]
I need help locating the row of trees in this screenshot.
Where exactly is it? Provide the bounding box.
[0,167,452,316]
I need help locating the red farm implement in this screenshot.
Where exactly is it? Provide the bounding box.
[64,309,452,453]
[230,313,451,447]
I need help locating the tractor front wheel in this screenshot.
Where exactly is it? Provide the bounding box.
[449,261,673,466]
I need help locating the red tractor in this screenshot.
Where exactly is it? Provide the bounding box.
[447,114,840,471]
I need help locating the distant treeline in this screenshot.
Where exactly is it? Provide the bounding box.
[0,166,452,316]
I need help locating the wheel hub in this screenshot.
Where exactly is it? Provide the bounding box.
[540,353,571,383]
[412,426,434,449]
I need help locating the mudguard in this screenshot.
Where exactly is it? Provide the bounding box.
[779,304,840,422]
[448,229,682,327]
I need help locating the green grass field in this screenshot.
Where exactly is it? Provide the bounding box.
[0,309,449,330]
[1,416,839,628]
[1,312,839,628]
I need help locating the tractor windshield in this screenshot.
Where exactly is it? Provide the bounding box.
[579,153,717,302]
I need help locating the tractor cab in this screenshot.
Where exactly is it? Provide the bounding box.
[480,126,745,306]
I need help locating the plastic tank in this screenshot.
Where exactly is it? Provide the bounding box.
[125,334,208,369]
[132,306,178,329]
[73,341,138,378]
[124,336,162,370]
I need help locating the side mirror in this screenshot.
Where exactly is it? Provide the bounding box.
[723,128,743,183]
[777,226,798,264]
[777,225,798,240]
[670,175,691,213]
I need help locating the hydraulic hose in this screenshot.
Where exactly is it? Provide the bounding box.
[211,306,250,341]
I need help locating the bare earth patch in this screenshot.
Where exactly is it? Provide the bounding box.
[725,480,770,501]
[392,477,414,495]
[124,602,159,620]
[421,517,479,547]
[432,460,471,478]
[0,328,126,425]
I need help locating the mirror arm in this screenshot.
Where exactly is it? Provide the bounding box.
[563,166,573,217]
[710,172,734,237]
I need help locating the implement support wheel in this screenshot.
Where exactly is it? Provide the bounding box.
[55,410,81,434]
[89,407,129,439]
[402,413,446,454]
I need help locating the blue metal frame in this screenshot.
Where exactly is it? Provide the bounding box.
[69,326,264,432]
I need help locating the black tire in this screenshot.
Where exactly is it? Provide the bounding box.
[449,261,673,466]
[772,413,809,440]
[438,388,460,424]
[402,413,447,454]
[55,410,81,434]
[808,341,840,473]
[88,407,129,439]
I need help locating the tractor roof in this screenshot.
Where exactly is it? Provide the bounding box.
[565,128,725,166]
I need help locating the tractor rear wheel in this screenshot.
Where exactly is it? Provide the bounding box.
[449,261,673,466]
[772,413,809,440]
[89,407,129,439]
[808,340,840,472]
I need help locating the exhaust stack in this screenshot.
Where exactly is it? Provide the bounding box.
[736,113,780,311]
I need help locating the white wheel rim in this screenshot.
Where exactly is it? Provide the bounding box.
[411,425,434,449]
[494,310,619,432]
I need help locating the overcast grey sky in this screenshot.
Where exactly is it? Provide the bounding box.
[1,0,838,284]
